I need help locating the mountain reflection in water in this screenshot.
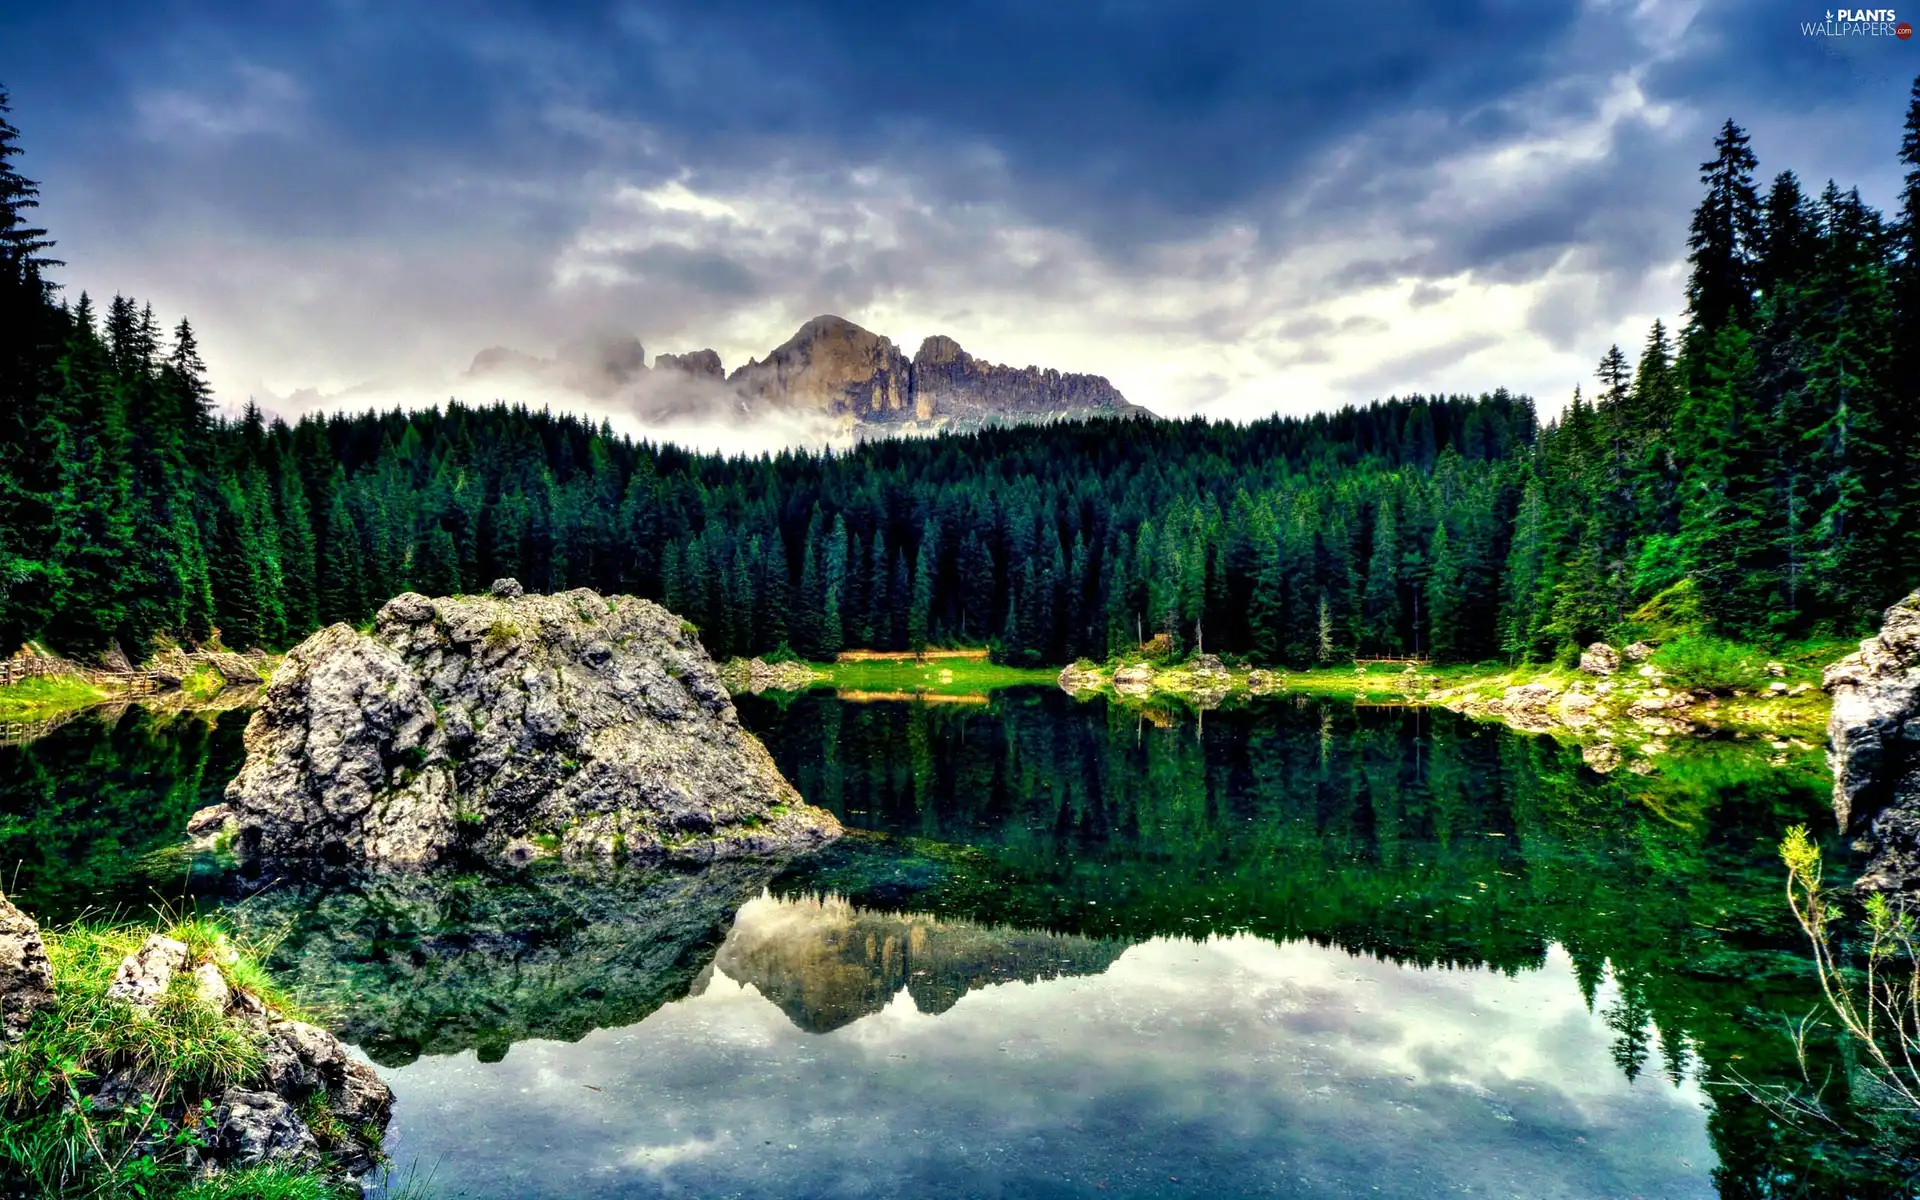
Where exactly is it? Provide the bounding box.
[376,891,1715,1200]
[715,893,1128,1033]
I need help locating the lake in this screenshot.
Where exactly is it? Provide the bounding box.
[0,689,1885,1196]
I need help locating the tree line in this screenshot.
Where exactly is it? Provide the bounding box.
[1,82,1918,668]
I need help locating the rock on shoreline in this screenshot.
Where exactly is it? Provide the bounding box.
[217,580,840,870]
[1825,587,1920,892]
[718,657,826,694]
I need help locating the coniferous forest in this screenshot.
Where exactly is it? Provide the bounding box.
[2,82,1919,669]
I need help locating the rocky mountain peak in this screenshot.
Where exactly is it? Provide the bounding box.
[655,349,725,380]
[728,314,913,418]
[913,334,969,368]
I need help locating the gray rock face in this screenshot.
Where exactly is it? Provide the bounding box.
[1825,588,1920,891]
[105,935,189,1006]
[908,332,1132,425]
[656,349,725,379]
[0,892,54,1042]
[223,585,839,869]
[212,1089,321,1168]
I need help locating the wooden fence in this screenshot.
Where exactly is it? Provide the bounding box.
[0,656,162,692]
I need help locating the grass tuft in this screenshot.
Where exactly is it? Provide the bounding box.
[0,675,108,721]
[0,913,361,1200]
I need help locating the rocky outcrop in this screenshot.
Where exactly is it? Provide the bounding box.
[655,349,724,380]
[463,316,1146,437]
[1057,661,1105,695]
[731,315,915,419]
[0,900,391,1184]
[106,934,190,1005]
[1825,588,1920,891]
[0,891,54,1043]
[729,315,1141,431]
[907,333,1132,425]
[1579,643,1621,675]
[217,582,840,870]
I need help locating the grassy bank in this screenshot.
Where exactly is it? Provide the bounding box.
[0,675,110,722]
[1,913,383,1200]
[808,656,1056,697]
[1059,634,1844,744]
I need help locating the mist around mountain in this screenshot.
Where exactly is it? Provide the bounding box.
[463,314,1144,443]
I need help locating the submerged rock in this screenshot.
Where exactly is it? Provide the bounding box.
[0,891,54,1043]
[222,584,839,869]
[1825,588,1920,891]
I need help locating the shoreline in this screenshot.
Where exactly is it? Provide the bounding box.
[1053,652,1833,760]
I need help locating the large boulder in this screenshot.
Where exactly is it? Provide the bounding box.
[0,892,54,1043]
[1825,588,1920,891]
[222,584,839,870]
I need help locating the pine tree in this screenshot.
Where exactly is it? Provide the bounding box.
[1426,518,1463,663]
[1361,502,1401,653]
[909,521,936,653]
[318,488,366,626]
[1676,322,1777,635]
[1685,119,1763,344]
[0,85,58,278]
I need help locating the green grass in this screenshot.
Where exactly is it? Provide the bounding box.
[179,664,227,704]
[176,1165,363,1200]
[0,675,108,721]
[809,657,1055,696]
[0,914,363,1200]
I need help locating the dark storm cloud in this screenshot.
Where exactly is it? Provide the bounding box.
[4,0,1589,246]
[1,0,1914,428]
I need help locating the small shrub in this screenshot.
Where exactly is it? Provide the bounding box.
[1627,578,1708,644]
[1769,827,1920,1168]
[181,664,226,703]
[483,620,520,650]
[1651,634,1760,692]
[762,642,802,665]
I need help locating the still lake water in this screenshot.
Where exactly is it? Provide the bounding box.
[0,689,1879,1196]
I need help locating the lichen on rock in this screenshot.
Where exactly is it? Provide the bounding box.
[1825,587,1920,892]
[220,583,840,870]
[0,891,54,1043]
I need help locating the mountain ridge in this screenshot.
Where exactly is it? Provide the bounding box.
[468,314,1147,434]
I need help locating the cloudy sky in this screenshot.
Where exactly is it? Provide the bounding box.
[3,0,1915,446]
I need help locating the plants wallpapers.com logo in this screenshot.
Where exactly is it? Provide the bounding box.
[1802,8,1913,35]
